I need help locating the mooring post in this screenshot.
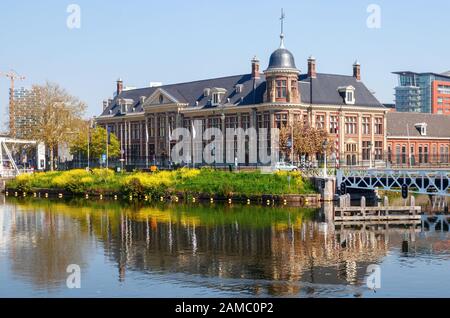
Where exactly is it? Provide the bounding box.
[410,196,416,215]
[361,196,366,217]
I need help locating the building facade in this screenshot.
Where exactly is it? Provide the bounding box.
[387,112,450,167]
[393,71,450,114]
[96,31,387,167]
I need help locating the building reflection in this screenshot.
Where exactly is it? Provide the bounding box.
[0,197,438,296]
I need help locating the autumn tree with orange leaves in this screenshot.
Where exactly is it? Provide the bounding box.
[279,122,333,162]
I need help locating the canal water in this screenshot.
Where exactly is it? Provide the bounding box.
[0,194,449,298]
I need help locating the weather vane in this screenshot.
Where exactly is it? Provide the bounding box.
[279,8,286,48]
[280,8,285,35]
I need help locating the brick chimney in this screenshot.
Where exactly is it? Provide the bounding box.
[308,56,317,78]
[116,78,123,96]
[353,61,361,81]
[251,56,260,80]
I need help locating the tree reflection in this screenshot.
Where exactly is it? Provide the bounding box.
[1,198,420,296]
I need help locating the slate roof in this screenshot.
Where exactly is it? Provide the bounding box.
[100,72,383,117]
[101,74,266,117]
[387,112,450,138]
[299,73,382,107]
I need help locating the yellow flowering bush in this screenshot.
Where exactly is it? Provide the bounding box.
[51,169,92,193]
[7,167,316,197]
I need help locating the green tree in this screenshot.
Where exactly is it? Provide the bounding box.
[24,82,87,170]
[70,126,120,161]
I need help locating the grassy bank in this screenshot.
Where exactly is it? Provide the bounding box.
[7,168,317,198]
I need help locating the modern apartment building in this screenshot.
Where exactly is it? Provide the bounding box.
[11,87,38,139]
[393,71,450,114]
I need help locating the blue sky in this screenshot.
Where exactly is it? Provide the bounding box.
[0,0,449,130]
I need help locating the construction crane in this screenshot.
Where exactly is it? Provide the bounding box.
[0,70,26,138]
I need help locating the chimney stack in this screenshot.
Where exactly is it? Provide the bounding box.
[308,56,317,78]
[251,56,260,80]
[116,78,123,96]
[353,61,361,81]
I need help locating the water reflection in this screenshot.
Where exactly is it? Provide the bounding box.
[0,195,449,297]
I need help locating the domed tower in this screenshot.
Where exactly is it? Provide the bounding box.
[264,11,300,103]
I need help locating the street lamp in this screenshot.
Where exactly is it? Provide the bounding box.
[221,111,226,167]
[368,141,373,169]
[322,139,329,178]
[86,119,95,170]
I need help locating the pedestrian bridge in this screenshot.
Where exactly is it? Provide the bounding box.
[337,169,450,197]
[0,137,44,177]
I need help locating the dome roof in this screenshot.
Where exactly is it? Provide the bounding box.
[267,47,297,70]
[266,33,298,72]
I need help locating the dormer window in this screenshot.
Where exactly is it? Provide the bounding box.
[235,84,244,94]
[210,88,227,106]
[118,98,134,114]
[212,93,221,105]
[347,91,353,103]
[338,86,356,105]
[415,123,427,136]
[204,88,211,97]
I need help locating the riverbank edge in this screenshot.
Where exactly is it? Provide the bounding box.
[3,187,321,206]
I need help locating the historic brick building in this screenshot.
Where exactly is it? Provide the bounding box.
[387,112,450,167]
[96,29,387,167]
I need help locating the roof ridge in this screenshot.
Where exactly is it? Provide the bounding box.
[316,72,354,78]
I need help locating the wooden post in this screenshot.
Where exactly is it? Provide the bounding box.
[410,195,416,215]
[361,196,366,218]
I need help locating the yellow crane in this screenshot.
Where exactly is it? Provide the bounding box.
[0,70,26,138]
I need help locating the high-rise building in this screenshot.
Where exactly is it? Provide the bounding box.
[12,87,38,139]
[393,71,450,114]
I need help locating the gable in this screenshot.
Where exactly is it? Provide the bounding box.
[145,88,179,106]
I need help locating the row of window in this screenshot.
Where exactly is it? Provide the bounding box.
[345,141,383,160]
[315,115,382,135]
[388,144,450,164]
[274,79,298,99]
[106,112,385,142]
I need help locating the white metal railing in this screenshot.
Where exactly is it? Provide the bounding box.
[300,168,336,178]
[337,169,450,196]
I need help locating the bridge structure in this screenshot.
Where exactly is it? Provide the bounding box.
[336,168,450,197]
[0,137,45,177]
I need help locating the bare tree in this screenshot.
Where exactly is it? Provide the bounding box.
[25,82,86,170]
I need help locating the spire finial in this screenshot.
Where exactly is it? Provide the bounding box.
[279,8,285,48]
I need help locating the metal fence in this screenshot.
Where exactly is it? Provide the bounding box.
[57,153,450,172]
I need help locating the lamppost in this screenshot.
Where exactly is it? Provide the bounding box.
[322,139,329,178]
[368,141,373,169]
[87,119,94,170]
[221,111,226,168]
